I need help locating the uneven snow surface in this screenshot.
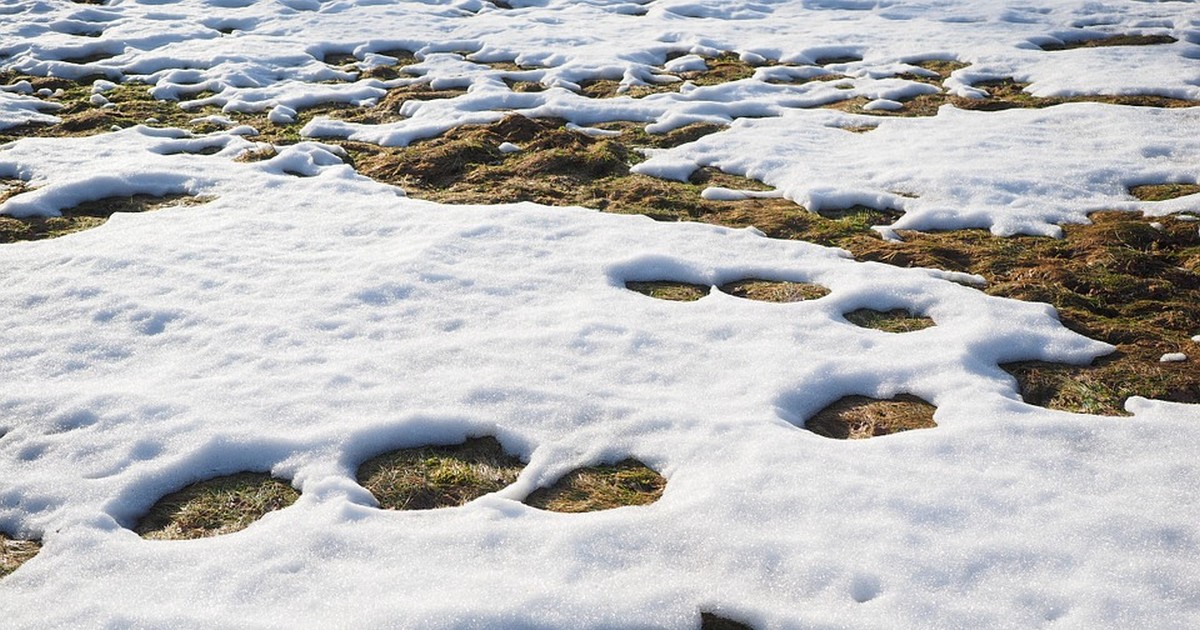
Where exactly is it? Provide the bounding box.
[2,1,1200,628]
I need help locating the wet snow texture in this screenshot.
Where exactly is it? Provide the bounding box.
[1,0,1199,628]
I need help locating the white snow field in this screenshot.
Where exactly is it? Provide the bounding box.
[2,0,1200,628]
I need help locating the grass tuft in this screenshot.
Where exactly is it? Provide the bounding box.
[626,281,711,302]
[524,459,665,512]
[1,534,41,578]
[356,436,525,510]
[717,279,829,302]
[844,308,935,333]
[805,395,937,439]
[135,472,299,540]
[1129,183,1200,202]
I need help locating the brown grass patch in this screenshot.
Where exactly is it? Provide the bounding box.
[1,534,41,578]
[844,308,935,333]
[717,279,829,302]
[356,436,524,510]
[1,193,209,244]
[626,281,711,302]
[805,395,937,439]
[524,459,665,512]
[135,472,299,540]
[1039,34,1178,52]
[1129,183,1200,202]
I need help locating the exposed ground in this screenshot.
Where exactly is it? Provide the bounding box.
[1,535,41,578]
[1,44,1197,564]
[524,459,666,512]
[805,395,939,439]
[134,472,300,540]
[356,437,525,510]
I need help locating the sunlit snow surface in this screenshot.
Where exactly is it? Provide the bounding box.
[1,0,1200,628]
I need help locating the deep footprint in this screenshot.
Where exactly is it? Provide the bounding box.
[524,459,665,512]
[843,308,934,333]
[805,395,937,439]
[356,436,525,510]
[135,472,299,539]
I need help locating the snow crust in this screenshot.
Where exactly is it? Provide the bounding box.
[1,0,1199,628]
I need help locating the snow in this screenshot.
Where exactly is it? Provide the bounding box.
[1,0,1199,628]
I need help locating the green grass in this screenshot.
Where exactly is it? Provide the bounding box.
[524,459,666,512]
[844,309,935,333]
[135,472,299,540]
[356,437,525,510]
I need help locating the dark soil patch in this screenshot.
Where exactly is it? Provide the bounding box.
[844,308,935,333]
[1,534,41,578]
[1,193,209,244]
[356,436,524,510]
[1039,34,1178,52]
[135,472,299,540]
[805,395,937,439]
[701,612,754,630]
[717,279,829,302]
[524,459,665,512]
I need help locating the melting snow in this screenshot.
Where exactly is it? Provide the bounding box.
[1,0,1199,628]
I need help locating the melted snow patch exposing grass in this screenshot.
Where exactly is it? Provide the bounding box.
[717,279,830,303]
[843,308,935,333]
[804,395,938,440]
[0,193,210,243]
[356,437,525,510]
[625,280,711,302]
[1,534,40,579]
[524,459,666,513]
[134,473,299,540]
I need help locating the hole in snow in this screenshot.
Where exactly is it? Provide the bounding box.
[1129,183,1200,202]
[816,204,903,228]
[717,279,829,302]
[2,193,212,244]
[134,472,299,539]
[843,308,934,333]
[626,280,710,302]
[524,459,665,512]
[804,395,937,439]
[1,532,41,579]
[700,612,755,630]
[356,436,525,511]
[813,54,863,66]
[1038,33,1177,52]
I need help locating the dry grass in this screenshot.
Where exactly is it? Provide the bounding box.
[524,459,665,512]
[626,280,711,302]
[134,472,299,540]
[356,436,525,510]
[717,279,829,302]
[1,534,41,578]
[1039,34,1178,52]
[0,193,210,244]
[1130,183,1200,202]
[805,395,937,440]
[844,308,935,333]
